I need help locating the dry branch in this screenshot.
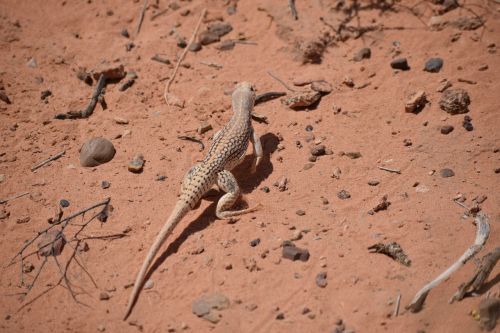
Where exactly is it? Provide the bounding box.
[164,9,206,104]
[136,0,148,36]
[407,213,490,312]
[56,74,106,119]
[31,150,65,171]
[0,191,29,204]
[450,247,500,303]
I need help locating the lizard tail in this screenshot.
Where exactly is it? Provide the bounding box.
[124,200,190,320]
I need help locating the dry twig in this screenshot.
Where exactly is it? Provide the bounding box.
[0,191,29,204]
[267,70,298,92]
[289,0,298,20]
[378,166,401,174]
[164,9,206,104]
[255,91,286,105]
[177,135,204,151]
[31,150,65,171]
[56,75,106,119]
[136,0,148,36]
[407,213,490,312]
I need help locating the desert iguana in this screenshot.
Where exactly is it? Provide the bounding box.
[124,82,263,319]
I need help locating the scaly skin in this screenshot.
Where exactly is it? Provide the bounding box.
[124,82,263,319]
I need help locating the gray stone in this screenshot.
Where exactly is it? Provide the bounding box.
[207,22,233,37]
[390,58,410,70]
[439,89,470,114]
[440,168,455,178]
[441,125,454,134]
[424,58,443,73]
[315,271,328,288]
[282,244,310,262]
[337,190,351,200]
[199,31,220,45]
[80,138,116,167]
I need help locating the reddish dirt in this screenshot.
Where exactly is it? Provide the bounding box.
[1,1,499,332]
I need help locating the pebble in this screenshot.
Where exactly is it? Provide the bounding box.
[390,58,410,71]
[424,58,444,73]
[441,125,454,134]
[97,324,106,332]
[216,40,235,51]
[128,154,145,173]
[436,80,452,93]
[439,89,471,114]
[405,91,428,113]
[337,190,351,200]
[315,272,328,288]
[101,180,111,189]
[92,64,126,81]
[16,216,30,224]
[80,138,116,167]
[296,209,306,216]
[311,81,332,94]
[310,145,326,156]
[368,180,380,186]
[440,168,455,178]
[114,117,129,125]
[207,21,233,37]
[121,28,130,38]
[463,115,473,131]
[345,151,362,159]
[0,91,11,104]
[41,90,52,100]
[250,238,260,247]
[143,280,154,290]
[199,31,219,45]
[27,57,37,68]
[192,293,230,320]
[290,230,303,241]
[353,47,371,61]
[282,244,310,262]
[0,174,5,183]
[155,174,167,181]
[478,64,488,71]
[99,292,110,301]
[59,199,70,208]
[188,42,202,52]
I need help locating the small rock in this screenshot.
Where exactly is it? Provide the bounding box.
[297,40,326,64]
[353,47,371,61]
[143,280,154,290]
[101,180,111,189]
[478,64,488,71]
[0,91,11,104]
[99,292,110,301]
[0,174,5,183]
[188,42,202,52]
[59,199,70,208]
[261,186,270,193]
[208,21,233,37]
[250,238,260,247]
[342,76,355,87]
[23,262,35,273]
[403,138,412,146]
[77,241,90,252]
[310,145,326,157]
[311,81,332,94]
[176,36,187,48]
[337,190,351,200]
[97,324,106,332]
[441,125,454,134]
[302,307,311,315]
[224,263,232,270]
[281,90,321,109]
[198,122,212,134]
[198,31,220,45]
[390,58,410,71]
[276,313,285,320]
[440,168,455,178]
[332,167,341,179]
[121,28,130,38]
[405,91,428,114]
[80,138,116,167]
[282,244,310,262]
[128,154,145,173]
[27,57,37,68]
[368,180,380,186]
[315,272,328,288]
[424,58,444,73]
[463,115,473,131]
[216,40,235,51]
[16,216,30,224]
[296,209,306,216]
[192,292,230,318]
[439,89,471,114]
[92,64,126,81]
[38,229,65,256]
[345,151,362,159]
[40,90,52,100]
[155,174,167,181]
[436,80,452,92]
[77,67,93,85]
[290,230,303,241]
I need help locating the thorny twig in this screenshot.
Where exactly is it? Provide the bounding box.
[30,150,65,172]
[10,198,118,311]
[407,213,490,312]
[164,9,206,104]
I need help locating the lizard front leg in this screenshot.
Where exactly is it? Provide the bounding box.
[216,170,261,219]
[250,129,263,174]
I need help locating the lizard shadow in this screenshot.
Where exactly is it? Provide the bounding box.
[142,132,279,292]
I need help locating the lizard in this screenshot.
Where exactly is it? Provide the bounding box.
[124,82,263,319]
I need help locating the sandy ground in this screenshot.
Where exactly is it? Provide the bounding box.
[0,0,499,332]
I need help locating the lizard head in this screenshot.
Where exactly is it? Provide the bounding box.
[234,81,255,93]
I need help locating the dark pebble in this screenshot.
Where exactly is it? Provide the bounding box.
[424,58,444,73]
[276,313,285,320]
[60,199,70,208]
[155,174,167,181]
[99,292,110,301]
[216,40,235,51]
[315,271,328,288]
[310,145,326,157]
[296,209,306,216]
[199,31,220,45]
[353,47,371,61]
[305,125,313,132]
[125,42,135,51]
[368,180,380,186]
[261,186,270,193]
[176,37,187,48]
[390,58,410,71]
[463,115,473,131]
[282,245,310,262]
[101,180,110,189]
[207,21,233,38]
[188,42,202,52]
[337,190,351,200]
[440,168,455,178]
[441,125,454,134]
[250,238,260,247]
[121,28,130,38]
[41,90,52,100]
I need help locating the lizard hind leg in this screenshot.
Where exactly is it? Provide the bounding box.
[216,170,261,219]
